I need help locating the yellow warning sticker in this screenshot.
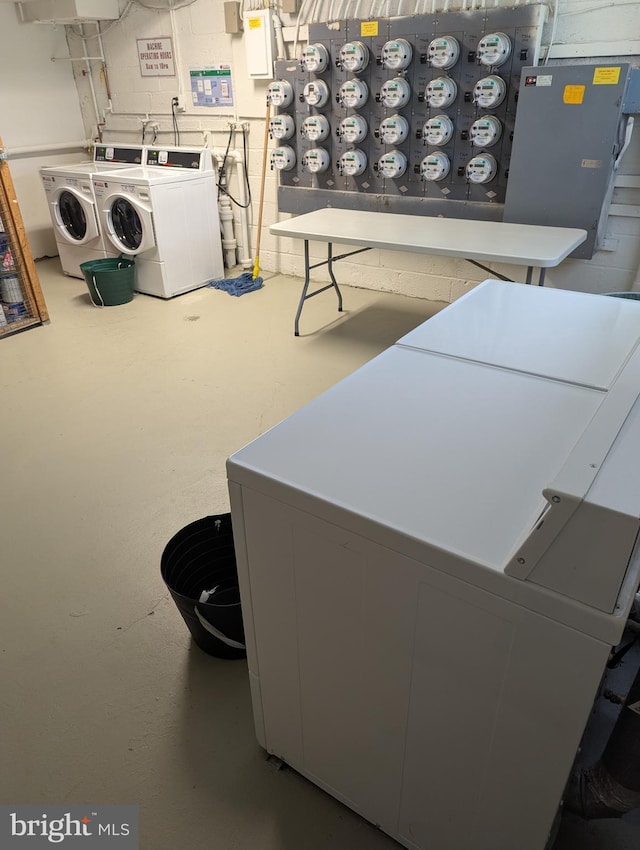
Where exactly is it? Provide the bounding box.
[593,66,621,85]
[248,16,262,28]
[563,84,585,104]
[361,21,378,36]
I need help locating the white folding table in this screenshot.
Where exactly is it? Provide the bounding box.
[269,209,588,335]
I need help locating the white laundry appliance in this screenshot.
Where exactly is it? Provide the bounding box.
[227,281,640,850]
[40,144,146,278]
[92,146,223,298]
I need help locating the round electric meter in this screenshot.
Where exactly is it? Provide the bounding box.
[269,114,296,141]
[420,152,451,182]
[380,77,411,109]
[301,114,330,142]
[473,75,507,109]
[381,38,413,71]
[427,36,460,70]
[303,79,330,108]
[271,146,297,171]
[477,32,512,67]
[339,149,368,177]
[339,114,368,143]
[303,147,331,174]
[469,115,502,147]
[465,153,498,184]
[267,80,294,108]
[379,114,410,146]
[377,150,408,180]
[422,114,454,146]
[339,79,369,109]
[301,43,329,73]
[339,41,370,72]
[425,76,457,108]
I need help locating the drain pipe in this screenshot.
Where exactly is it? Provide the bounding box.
[212,148,252,270]
[565,660,640,818]
[217,179,238,269]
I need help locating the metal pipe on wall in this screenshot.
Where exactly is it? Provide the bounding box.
[6,141,91,159]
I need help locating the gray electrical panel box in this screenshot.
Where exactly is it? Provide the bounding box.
[504,63,638,259]
[272,6,545,221]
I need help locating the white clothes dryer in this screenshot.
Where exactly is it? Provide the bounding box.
[40,144,146,278]
[93,146,223,298]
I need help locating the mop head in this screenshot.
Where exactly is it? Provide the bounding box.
[209,271,263,297]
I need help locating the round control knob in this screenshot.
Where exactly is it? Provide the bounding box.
[339,79,369,109]
[427,36,460,70]
[301,114,330,142]
[339,149,368,177]
[303,79,330,108]
[339,41,369,72]
[303,147,331,174]
[469,116,502,147]
[466,153,498,184]
[420,152,451,182]
[477,32,512,67]
[269,114,296,141]
[377,150,408,179]
[301,43,329,73]
[339,114,368,143]
[267,80,294,108]
[473,75,507,109]
[380,77,411,109]
[425,76,457,108]
[381,38,413,71]
[271,146,296,171]
[379,114,410,146]
[422,114,454,147]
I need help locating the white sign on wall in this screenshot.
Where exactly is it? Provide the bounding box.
[190,66,234,107]
[137,37,176,77]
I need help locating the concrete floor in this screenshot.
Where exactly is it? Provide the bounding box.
[1,259,638,850]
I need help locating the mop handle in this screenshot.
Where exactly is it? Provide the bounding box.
[253,101,271,279]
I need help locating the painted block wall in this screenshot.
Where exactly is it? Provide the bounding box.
[9,0,640,298]
[0,4,88,259]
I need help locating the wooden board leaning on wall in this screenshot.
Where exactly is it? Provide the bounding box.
[0,134,49,338]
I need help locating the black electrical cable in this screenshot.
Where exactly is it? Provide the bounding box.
[171,98,180,146]
[216,125,252,209]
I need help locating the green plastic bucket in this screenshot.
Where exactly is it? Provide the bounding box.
[80,257,135,307]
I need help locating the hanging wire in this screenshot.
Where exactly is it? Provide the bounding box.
[217,126,252,209]
[171,99,181,145]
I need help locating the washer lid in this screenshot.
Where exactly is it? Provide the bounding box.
[397,280,640,391]
[101,166,213,186]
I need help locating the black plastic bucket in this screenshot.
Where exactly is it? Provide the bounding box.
[161,514,246,659]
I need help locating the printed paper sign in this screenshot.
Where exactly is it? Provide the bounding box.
[593,66,621,85]
[563,84,585,105]
[137,37,175,77]
[361,21,378,36]
[190,66,234,108]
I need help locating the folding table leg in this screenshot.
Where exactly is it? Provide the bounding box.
[294,241,312,337]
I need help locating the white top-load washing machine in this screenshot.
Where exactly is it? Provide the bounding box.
[227,281,640,850]
[92,146,224,298]
[40,144,146,278]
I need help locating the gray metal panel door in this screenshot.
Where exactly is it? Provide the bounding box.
[504,63,631,258]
